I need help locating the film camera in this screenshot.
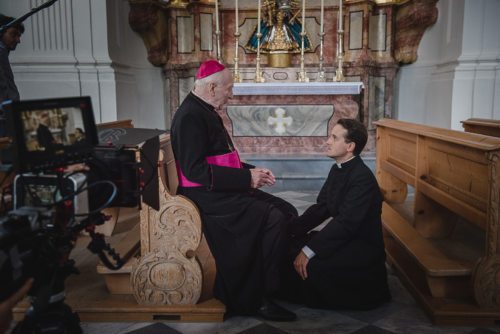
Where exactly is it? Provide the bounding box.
[0,96,163,333]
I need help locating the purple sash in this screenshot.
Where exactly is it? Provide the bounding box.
[176,150,242,187]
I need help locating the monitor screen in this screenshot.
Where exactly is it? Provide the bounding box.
[5,96,98,172]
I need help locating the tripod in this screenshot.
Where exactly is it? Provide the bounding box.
[12,300,82,334]
[10,253,83,334]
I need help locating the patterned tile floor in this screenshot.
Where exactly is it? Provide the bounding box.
[77,190,500,334]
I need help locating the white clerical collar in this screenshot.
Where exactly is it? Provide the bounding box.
[335,155,356,169]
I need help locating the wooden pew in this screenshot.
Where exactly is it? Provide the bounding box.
[461,118,500,138]
[375,118,500,325]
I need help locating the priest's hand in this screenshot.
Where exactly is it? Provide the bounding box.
[250,168,276,188]
[294,251,309,280]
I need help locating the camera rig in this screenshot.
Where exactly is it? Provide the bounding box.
[0,96,163,333]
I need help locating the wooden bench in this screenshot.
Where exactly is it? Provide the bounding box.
[461,118,500,138]
[375,118,500,325]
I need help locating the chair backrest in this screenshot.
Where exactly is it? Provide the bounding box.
[158,134,178,195]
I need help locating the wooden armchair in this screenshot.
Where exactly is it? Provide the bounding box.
[97,133,218,307]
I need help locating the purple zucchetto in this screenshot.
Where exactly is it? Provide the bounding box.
[196,60,226,79]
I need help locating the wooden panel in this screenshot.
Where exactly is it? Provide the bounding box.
[374,119,500,150]
[462,118,500,138]
[423,140,489,214]
[417,179,486,230]
[376,126,411,203]
[381,160,415,187]
[382,202,472,277]
[387,130,417,176]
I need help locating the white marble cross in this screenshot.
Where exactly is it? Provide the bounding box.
[267,108,293,135]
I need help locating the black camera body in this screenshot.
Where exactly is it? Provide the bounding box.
[0,207,59,302]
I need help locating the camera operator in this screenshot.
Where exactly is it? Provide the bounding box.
[0,278,32,334]
[0,14,24,104]
[0,14,24,138]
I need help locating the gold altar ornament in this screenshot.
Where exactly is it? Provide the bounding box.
[246,0,311,68]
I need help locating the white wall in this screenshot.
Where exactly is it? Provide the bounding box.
[106,0,166,129]
[0,0,165,129]
[395,0,500,130]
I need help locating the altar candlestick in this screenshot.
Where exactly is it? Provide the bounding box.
[320,0,324,34]
[335,0,345,82]
[298,0,309,82]
[233,0,242,82]
[339,0,342,32]
[215,0,221,61]
[215,0,220,32]
[255,0,265,82]
[318,0,326,81]
[235,0,239,33]
[257,0,261,35]
[301,0,306,34]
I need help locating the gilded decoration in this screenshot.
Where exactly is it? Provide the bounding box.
[245,0,310,54]
[131,249,202,305]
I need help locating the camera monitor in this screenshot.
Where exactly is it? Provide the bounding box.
[5,96,98,172]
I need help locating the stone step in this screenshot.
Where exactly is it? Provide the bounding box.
[242,154,376,192]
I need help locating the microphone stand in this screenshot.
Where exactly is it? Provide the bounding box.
[0,0,59,34]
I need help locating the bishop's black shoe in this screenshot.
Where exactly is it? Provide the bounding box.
[257,298,297,322]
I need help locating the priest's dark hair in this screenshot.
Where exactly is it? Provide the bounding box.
[337,118,368,156]
[0,14,25,36]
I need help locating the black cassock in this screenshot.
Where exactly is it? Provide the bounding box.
[284,156,391,310]
[171,92,297,314]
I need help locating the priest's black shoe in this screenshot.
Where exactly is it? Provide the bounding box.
[257,299,297,322]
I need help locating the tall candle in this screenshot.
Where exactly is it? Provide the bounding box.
[339,0,342,31]
[301,0,306,34]
[215,0,220,33]
[257,0,261,35]
[320,0,324,34]
[235,0,239,33]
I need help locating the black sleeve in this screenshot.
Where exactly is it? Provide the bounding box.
[174,112,251,191]
[306,170,377,258]
[173,112,212,186]
[290,179,330,236]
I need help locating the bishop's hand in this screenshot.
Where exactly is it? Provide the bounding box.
[250,168,276,188]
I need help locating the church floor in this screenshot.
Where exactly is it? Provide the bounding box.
[78,190,500,334]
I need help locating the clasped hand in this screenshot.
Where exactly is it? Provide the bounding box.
[294,251,309,280]
[250,168,276,188]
